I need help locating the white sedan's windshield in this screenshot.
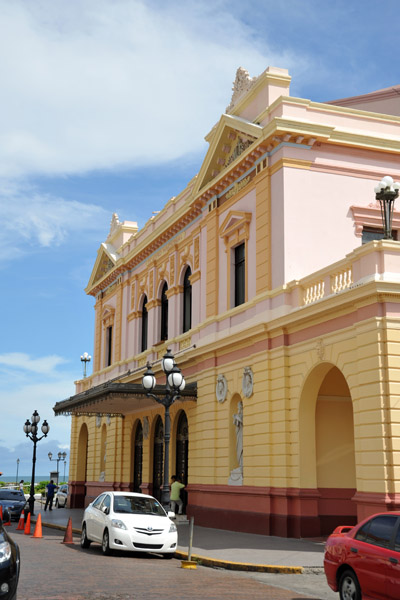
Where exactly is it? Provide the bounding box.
[113,496,166,516]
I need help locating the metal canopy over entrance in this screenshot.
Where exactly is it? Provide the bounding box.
[53,381,197,417]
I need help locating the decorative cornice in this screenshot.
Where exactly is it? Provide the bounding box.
[350,202,400,237]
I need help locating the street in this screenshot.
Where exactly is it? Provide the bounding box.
[13,527,337,600]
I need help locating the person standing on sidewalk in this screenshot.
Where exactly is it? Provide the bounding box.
[44,480,57,511]
[170,475,185,515]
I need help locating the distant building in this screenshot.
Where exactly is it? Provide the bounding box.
[54,67,400,537]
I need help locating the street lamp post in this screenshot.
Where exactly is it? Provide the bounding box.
[15,458,20,486]
[80,352,91,378]
[23,410,50,515]
[48,451,67,485]
[374,176,400,239]
[142,350,185,509]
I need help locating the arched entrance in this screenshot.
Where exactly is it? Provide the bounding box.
[299,364,357,536]
[72,423,88,508]
[175,411,188,511]
[132,421,143,493]
[152,416,164,502]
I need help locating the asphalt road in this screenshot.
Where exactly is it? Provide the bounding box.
[13,527,337,600]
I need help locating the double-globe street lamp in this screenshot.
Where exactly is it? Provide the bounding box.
[375,175,400,239]
[48,451,67,485]
[81,352,91,378]
[142,350,185,509]
[23,410,50,515]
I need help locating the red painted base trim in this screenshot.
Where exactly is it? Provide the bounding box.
[71,482,393,538]
[187,485,358,537]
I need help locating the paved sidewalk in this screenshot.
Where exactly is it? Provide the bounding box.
[29,503,326,573]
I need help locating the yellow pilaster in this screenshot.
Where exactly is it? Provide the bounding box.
[206,210,219,319]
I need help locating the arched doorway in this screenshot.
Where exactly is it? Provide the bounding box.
[175,411,188,511]
[299,363,357,535]
[132,421,143,493]
[152,416,164,502]
[72,423,88,508]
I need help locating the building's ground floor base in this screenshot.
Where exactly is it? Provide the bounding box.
[69,481,398,537]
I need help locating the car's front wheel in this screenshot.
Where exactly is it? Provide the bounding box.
[55,499,59,508]
[339,569,361,600]
[80,523,91,549]
[102,529,112,555]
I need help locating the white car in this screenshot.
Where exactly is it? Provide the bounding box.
[81,491,177,558]
[55,484,68,508]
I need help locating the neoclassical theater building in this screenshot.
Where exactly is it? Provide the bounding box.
[54,66,400,537]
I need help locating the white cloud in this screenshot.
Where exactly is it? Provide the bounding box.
[0,352,67,375]
[0,0,303,179]
[0,180,108,261]
[0,362,74,458]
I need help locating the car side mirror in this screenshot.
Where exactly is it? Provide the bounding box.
[167,511,175,518]
[102,506,109,515]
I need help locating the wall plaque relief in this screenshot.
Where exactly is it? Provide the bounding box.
[316,339,325,361]
[242,367,254,398]
[216,374,228,403]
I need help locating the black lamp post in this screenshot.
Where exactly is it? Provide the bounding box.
[23,410,50,515]
[48,451,67,485]
[142,350,185,509]
[375,175,400,239]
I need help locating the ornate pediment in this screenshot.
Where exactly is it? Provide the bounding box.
[86,243,118,293]
[194,115,262,195]
[93,252,115,285]
[219,211,252,249]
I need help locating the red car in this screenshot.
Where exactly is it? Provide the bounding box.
[324,512,400,600]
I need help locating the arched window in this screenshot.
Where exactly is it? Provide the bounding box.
[141,295,148,352]
[182,267,192,333]
[160,282,168,341]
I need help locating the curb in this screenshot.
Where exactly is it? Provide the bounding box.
[174,550,303,573]
[36,519,304,574]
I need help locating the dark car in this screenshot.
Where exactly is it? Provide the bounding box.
[324,512,400,600]
[0,490,27,522]
[0,518,20,600]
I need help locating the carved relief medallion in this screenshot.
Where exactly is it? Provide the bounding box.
[216,374,228,403]
[242,367,254,398]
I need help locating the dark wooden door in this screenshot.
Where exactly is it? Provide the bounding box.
[152,417,164,502]
[175,412,188,510]
[133,422,143,493]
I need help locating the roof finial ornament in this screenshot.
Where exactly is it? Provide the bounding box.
[109,213,120,235]
[226,67,258,114]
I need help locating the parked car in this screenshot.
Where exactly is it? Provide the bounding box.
[0,490,27,521]
[55,484,68,508]
[81,491,177,558]
[0,516,20,600]
[324,512,400,600]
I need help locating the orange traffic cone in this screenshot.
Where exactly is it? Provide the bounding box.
[3,509,11,526]
[17,510,25,530]
[24,512,31,535]
[62,517,74,544]
[31,513,43,538]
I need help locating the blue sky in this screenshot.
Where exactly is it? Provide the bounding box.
[1,0,399,479]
